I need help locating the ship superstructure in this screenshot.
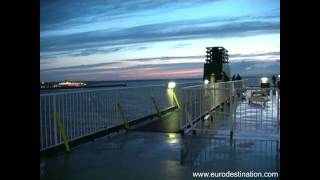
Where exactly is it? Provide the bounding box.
[203,47,230,82]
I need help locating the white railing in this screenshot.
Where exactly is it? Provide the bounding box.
[180,80,245,132]
[40,82,198,152]
[40,80,280,152]
[180,81,280,136]
[235,87,280,134]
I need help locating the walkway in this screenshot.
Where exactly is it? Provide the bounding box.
[41,96,280,180]
[133,109,181,133]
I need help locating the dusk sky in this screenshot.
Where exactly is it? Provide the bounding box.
[40,0,280,81]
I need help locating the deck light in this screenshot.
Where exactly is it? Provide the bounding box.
[167,81,180,109]
[168,81,176,89]
[260,77,270,89]
[261,77,268,84]
[204,79,209,85]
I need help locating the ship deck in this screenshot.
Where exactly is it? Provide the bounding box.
[41,95,280,180]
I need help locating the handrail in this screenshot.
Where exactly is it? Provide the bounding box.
[182,80,245,90]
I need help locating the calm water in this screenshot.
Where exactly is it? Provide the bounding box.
[40,79,201,94]
[40,77,265,95]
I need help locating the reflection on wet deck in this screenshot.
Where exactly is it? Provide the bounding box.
[181,137,279,171]
[41,88,280,180]
[41,131,279,180]
[192,88,280,137]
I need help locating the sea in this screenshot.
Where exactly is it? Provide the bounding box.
[40,77,263,95]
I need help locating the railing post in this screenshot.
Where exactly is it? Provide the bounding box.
[53,95,58,146]
[199,88,202,119]
[172,90,180,109]
[277,88,280,125]
[213,85,218,120]
[116,103,129,130]
[150,97,161,118]
[229,83,236,140]
[167,88,180,109]
[232,83,237,136]
[181,103,184,132]
[54,112,70,152]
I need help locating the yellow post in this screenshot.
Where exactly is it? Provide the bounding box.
[172,90,180,109]
[210,73,216,82]
[54,112,70,152]
[221,72,225,81]
[117,103,129,129]
[167,89,180,109]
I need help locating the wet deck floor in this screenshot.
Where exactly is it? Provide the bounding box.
[41,97,280,180]
[133,109,181,133]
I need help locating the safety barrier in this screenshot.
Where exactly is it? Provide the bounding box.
[180,81,280,138]
[40,82,197,152]
[180,80,244,133]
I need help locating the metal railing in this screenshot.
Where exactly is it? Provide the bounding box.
[180,80,245,132]
[235,87,280,134]
[181,137,279,171]
[180,81,280,137]
[40,80,280,152]
[40,82,197,152]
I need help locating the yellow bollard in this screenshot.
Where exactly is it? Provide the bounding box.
[167,88,180,109]
[54,112,70,152]
[210,73,216,82]
[172,90,180,109]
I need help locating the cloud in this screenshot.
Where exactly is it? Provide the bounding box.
[122,55,205,62]
[41,0,220,32]
[70,47,123,57]
[172,43,192,49]
[41,59,280,81]
[40,44,150,62]
[40,0,280,81]
[41,18,279,55]
[41,57,280,81]
[229,51,280,58]
[229,60,280,76]
[40,0,279,61]
[41,51,280,72]
[40,61,204,81]
[41,61,121,72]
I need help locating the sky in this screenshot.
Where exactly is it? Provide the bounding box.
[40,0,280,81]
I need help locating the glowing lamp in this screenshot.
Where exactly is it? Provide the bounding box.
[204,79,209,85]
[261,77,268,84]
[260,77,270,88]
[168,81,176,89]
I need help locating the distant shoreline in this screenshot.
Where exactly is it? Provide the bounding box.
[41,83,127,90]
